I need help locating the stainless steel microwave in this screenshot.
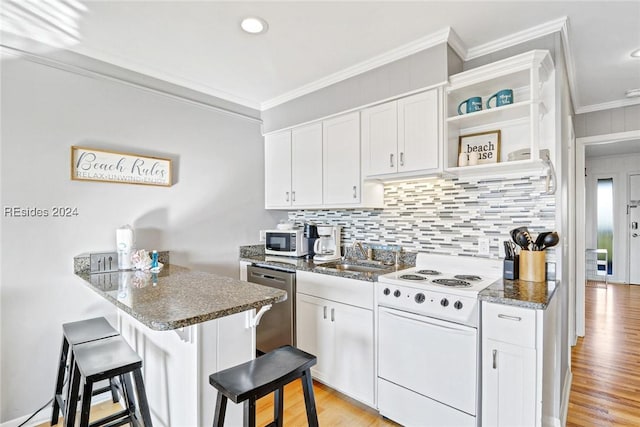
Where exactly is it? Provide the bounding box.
[264,229,307,257]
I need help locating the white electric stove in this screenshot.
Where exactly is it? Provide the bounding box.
[376,253,501,427]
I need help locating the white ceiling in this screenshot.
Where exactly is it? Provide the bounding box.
[1,1,640,113]
[585,140,640,158]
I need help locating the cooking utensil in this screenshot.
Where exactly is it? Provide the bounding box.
[534,232,551,251]
[510,226,528,244]
[515,230,532,251]
[541,232,559,250]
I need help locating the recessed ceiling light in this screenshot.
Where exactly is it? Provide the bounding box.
[631,48,640,58]
[241,17,268,35]
[626,88,640,98]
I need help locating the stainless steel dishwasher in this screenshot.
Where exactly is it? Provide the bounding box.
[247,265,296,354]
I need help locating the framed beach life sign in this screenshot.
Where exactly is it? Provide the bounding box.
[71,146,172,187]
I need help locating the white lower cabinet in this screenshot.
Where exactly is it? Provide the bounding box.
[482,338,537,426]
[296,271,375,407]
[481,295,560,427]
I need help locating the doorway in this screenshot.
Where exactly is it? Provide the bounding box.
[630,173,640,285]
[575,132,640,337]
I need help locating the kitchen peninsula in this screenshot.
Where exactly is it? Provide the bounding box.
[74,262,286,426]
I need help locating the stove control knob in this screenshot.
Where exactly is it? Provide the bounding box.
[383,288,391,296]
[394,290,401,298]
[415,293,426,304]
[454,301,463,310]
[440,298,449,307]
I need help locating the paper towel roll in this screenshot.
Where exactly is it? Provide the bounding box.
[116,225,134,270]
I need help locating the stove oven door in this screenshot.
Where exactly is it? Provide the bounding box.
[378,306,478,421]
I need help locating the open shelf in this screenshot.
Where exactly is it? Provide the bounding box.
[444,50,555,179]
[447,101,533,130]
[444,159,548,177]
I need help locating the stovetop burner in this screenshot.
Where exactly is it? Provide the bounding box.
[432,278,472,288]
[416,269,441,275]
[454,275,482,281]
[400,274,427,281]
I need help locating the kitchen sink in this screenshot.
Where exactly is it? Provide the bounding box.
[317,260,394,274]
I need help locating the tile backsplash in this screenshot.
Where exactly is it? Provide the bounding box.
[288,175,556,259]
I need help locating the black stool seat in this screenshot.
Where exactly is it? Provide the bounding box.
[63,317,119,345]
[51,317,121,426]
[209,345,318,427]
[67,335,153,427]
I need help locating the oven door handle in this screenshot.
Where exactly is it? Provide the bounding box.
[380,308,475,336]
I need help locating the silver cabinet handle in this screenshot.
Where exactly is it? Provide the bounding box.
[285,191,289,202]
[323,306,327,320]
[498,314,522,321]
[352,185,357,199]
[292,191,296,202]
[390,153,394,168]
[331,308,335,322]
[492,349,497,369]
[400,152,404,166]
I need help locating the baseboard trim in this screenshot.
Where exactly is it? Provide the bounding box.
[561,369,573,426]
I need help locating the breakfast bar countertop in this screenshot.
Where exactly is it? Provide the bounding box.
[75,265,287,331]
[479,278,560,310]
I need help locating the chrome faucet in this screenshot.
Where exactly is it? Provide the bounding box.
[351,240,367,260]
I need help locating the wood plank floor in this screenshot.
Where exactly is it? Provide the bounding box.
[567,282,640,426]
[43,282,640,426]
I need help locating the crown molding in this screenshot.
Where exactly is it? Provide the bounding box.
[260,27,452,111]
[465,17,568,60]
[575,96,640,114]
[0,30,262,111]
[69,46,262,110]
[0,41,262,123]
[557,18,581,114]
[446,27,467,60]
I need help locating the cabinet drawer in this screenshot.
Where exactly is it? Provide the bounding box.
[482,302,536,348]
[297,270,374,310]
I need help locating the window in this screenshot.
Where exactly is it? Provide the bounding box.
[596,178,614,275]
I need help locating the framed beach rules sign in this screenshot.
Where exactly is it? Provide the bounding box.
[71,146,172,187]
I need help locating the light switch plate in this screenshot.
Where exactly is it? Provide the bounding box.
[478,238,490,255]
[90,252,118,273]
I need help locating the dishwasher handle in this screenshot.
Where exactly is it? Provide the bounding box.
[250,271,286,283]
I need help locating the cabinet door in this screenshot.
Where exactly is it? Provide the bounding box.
[482,338,537,427]
[323,112,361,205]
[398,89,439,172]
[264,131,292,208]
[296,293,334,382]
[361,101,398,176]
[332,301,374,406]
[291,123,323,206]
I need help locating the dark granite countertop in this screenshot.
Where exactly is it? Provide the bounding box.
[75,265,287,331]
[479,278,559,310]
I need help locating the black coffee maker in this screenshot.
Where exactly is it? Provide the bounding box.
[304,223,319,260]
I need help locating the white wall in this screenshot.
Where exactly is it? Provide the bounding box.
[0,56,284,423]
[585,153,640,283]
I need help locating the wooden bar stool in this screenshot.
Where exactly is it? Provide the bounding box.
[51,317,120,425]
[208,345,318,427]
[66,335,153,427]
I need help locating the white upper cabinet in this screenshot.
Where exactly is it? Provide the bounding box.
[264,112,383,210]
[291,123,323,207]
[362,101,398,176]
[362,88,441,178]
[264,130,292,208]
[323,112,362,205]
[398,89,439,172]
[446,50,555,176]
